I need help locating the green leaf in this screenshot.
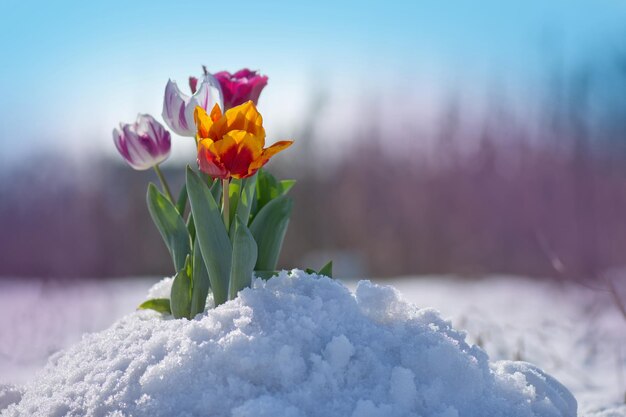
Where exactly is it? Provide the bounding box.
[254,270,280,280]
[228,179,242,227]
[175,183,188,215]
[138,298,171,314]
[229,217,258,300]
[318,261,333,278]
[186,212,196,242]
[170,255,192,319]
[252,169,278,218]
[210,178,222,205]
[279,179,296,195]
[237,174,257,226]
[190,236,210,316]
[305,268,317,275]
[251,170,295,223]
[249,195,293,271]
[146,183,191,272]
[186,167,232,307]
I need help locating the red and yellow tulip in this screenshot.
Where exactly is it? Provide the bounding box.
[194,101,293,179]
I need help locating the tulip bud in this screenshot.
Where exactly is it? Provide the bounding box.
[113,114,171,170]
[213,69,268,110]
[162,74,223,137]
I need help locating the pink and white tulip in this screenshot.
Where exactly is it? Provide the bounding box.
[162,75,223,137]
[113,114,171,170]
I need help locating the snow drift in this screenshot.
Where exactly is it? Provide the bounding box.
[1,271,577,417]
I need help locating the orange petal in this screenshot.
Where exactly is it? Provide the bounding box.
[197,138,228,178]
[224,131,264,179]
[223,100,265,142]
[194,106,213,139]
[212,133,238,170]
[249,140,294,173]
[210,103,222,122]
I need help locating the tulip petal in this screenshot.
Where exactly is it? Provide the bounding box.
[162,79,196,137]
[136,114,171,158]
[194,106,213,140]
[222,101,265,144]
[214,70,268,109]
[189,77,198,94]
[113,115,171,170]
[203,74,225,112]
[249,140,294,173]
[121,125,143,163]
[210,103,222,122]
[224,131,264,179]
[113,127,132,162]
[188,75,223,133]
[212,133,238,169]
[248,75,269,105]
[197,138,228,178]
[233,69,256,78]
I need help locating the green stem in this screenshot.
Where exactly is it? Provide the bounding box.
[153,164,174,203]
[222,178,230,232]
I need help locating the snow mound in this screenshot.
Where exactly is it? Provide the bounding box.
[0,386,22,411]
[1,271,577,417]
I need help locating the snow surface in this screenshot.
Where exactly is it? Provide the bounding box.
[1,271,578,417]
[0,278,155,384]
[385,276,626,417]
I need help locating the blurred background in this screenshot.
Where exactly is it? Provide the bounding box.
[2,0,626,282]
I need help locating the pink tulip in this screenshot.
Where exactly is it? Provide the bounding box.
[113,114,171,170]
[213,69,268,110]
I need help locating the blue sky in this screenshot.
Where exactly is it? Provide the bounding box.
[1,0,625,164]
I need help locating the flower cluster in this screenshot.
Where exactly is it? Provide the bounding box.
[112,67,325,319]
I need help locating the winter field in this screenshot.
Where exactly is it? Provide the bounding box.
[0,274,624,416]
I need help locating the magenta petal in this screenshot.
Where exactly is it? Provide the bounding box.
[233,68,256,78]
[189,77,198,94]
[214,69,268,110]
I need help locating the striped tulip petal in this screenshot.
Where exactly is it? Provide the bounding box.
[113,114,171,171]
[162,75,223,137]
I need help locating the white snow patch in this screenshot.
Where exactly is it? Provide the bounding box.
[1,271,577,417]
[145,276,174,300]
[381,275,626,417]
[0,386,22,411]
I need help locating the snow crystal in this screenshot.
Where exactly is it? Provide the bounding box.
[1,271,577,417]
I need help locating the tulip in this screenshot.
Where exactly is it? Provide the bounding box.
[194,101,292,180]
[162,74,223,137]
[113,114,174,201]
[113,114,171,171]
[213,69,268,110]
